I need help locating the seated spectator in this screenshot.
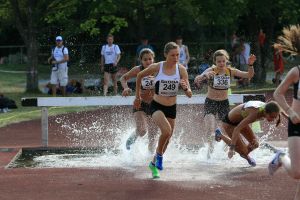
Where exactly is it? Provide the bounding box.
[0,93,17,113]
[66,79,83,94]
[44,79,83,95]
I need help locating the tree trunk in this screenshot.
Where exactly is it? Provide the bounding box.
[245,12,267,84]
[137,0,146,38]
[25,38,39,92]
[10,0,40,92]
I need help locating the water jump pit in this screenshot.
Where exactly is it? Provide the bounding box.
[0,93,297,200]
[7,140,287,184]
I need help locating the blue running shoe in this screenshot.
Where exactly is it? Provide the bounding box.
[241,155,256,167]
[215,128,222,142]
[155,153,163,170]
[268,150,284,176]
[126,134,137,150]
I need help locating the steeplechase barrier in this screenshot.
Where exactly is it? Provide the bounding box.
[21,94,265,147]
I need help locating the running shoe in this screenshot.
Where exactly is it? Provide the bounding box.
[241,155,256,167]
[268,150,284,176]
[126,134,137,150]
[149,162,160,179]
[155,153,163,170]
[215,128,222,142]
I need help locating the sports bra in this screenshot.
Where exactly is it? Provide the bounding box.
[154,62,180,96]
[208,66,232,90]
[241,101,265,118]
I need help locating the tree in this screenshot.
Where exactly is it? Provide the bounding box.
[0,0,128,92]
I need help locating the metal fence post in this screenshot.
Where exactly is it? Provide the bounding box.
[41,107,48,146]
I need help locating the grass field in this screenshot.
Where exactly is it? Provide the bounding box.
[0,63,101,127]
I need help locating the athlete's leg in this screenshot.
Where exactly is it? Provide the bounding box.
[218,123,234,144]
[126,111,147,150]
[281,137,300,179]
[147,116,159,153]
[240,125,259,153]
[103,72,110,96]
[111,72,118,95]
[204,114,217,156]
[152,111,173,155]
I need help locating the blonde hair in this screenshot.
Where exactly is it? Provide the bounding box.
[213,49,230,63]
[164,42,179,54]
[274,24,300,55]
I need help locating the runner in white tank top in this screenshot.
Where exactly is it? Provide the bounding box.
[134,42,192,178]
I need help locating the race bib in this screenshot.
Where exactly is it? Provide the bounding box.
[141,76,155,90]
[158,80,179,96]
[213,75,230,89]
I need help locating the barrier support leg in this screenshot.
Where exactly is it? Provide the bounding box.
[41,107,48,147]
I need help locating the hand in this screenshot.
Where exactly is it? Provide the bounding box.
[205,71,216,79]
[51,60,57,64]
[228,149,235,159]
[185,89,192,98]
[122,88,132,97]
[248,54,256,65]
[133,98,141,110]
[180,79,189,91]
[287,108,300,124]
[194,75,202,87]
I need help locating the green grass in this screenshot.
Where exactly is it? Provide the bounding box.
[0,92,98,128]
[0,63,102,127]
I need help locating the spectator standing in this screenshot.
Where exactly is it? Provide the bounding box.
[47,36,69,96]
[258,29,266,48]
[176,36,190,69]
[273,45,284,86]
[237,37,251,87]
[100,34,121,96]
[135,37,154,65]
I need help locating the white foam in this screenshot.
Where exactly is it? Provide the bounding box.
[28,114,288,184]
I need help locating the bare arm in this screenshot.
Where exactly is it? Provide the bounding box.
[274,67,300,123]
[115,53,121,66]
[232,54,256,79]
[51,54,69,65]
[194,67,214,87]
[230,108,258,148]
[134,63,159,108]
[120,66,140,96]
[179,65,192,97]
[185,46,190,65]
[47,55,53,64]
[100,55,104,71]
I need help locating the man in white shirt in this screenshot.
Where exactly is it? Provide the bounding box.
[47,36,69,96]
[237,37,251,86]
[176,36,190,69]
[100,34,121,96]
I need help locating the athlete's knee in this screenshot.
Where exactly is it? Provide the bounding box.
[160,125,172,137]
[248,140,259,151]
[136,128,147,137]
[290,168,300,179]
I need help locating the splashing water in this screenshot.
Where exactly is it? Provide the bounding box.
[18,106,288,183]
